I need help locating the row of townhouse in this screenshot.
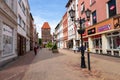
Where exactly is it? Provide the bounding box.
[55,0,120,57]
[0,0,38,66]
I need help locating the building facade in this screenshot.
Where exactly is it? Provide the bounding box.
[66,0,79,49]
[26,0,30,52]
[41,22,52,47]
[0,0,17,66]
[63,12,68,48]
[17,0,30,56]
[55,0,120,57]
[77,0,120,57]
[30,13,34,50]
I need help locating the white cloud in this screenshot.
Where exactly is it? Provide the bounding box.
[33,16,60,38]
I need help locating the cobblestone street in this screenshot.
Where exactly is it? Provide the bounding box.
[0,48,120,80]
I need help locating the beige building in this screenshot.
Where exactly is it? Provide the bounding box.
[0,0,17,66]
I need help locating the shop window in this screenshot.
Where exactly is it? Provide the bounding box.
[107,0,116,18]
[107,37,112,49]
[113,36,120,49]
[3,24,13,55]
[113,51,119,57]
[107,34,120,50]
[93,38,102,48]
[107,50,112,55]
[92,11,97,25]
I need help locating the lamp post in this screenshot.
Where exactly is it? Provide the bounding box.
[69,8,91,68]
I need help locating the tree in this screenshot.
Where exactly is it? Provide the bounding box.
[39,38,42,45]
[46,42,53,49]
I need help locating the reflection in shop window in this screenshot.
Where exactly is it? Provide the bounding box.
[93,38,102,48]
[107,32,120,49]
[107,37,112,49]
[3,24,13,55]
[113,36,120,49]
[3,35,13,55]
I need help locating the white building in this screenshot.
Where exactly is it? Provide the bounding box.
[55,21,64,49]
[59,21,64,49]
[0,0,17,66]
[17,0,30,55]
[66,0,77,49]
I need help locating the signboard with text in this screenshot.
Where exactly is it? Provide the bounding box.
[98,24,111,32]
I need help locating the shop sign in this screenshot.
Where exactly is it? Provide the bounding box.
[87,28,96,35]
[98,24,111,32]
[3,24,13,36]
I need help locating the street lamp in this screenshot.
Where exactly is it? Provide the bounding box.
[69,8,91,68]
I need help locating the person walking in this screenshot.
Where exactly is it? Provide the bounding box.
[34,42,38,55]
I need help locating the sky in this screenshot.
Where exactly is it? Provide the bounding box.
[29,0,68,38]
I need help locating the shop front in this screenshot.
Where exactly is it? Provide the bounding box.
[68,39,73,49]
[0,23,17,66]
[106,31,120,56]
[17,34,26,56]
[86,15,120,57]
[2,24,14,57]
[106,15,120,57]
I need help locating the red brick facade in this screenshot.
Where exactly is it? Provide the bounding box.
[41,22,52,47]
[63,12,68,40]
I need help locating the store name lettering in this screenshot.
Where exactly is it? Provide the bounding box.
[98,24,111,32]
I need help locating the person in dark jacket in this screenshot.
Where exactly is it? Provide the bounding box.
[34,42,38,55]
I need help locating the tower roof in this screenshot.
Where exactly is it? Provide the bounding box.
[41,22,51,29]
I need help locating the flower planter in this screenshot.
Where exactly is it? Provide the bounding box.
[52,49,59,53]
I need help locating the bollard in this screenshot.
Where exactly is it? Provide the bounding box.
[87,48,91,71]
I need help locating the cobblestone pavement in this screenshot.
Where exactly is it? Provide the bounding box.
[0,50,35,80]
[59,49,120,80]
[22,48,88,80]
[0,48,120,80]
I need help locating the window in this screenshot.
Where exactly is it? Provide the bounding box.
[3,24,13,55]
[93,38,102,48]
[4,0,8,3]
[81,2,85,14]
[107,37,112,49]
[22,3,26,15]
[90,0,96,5]
[22,21,25,30]
[11,0,14,10]
[113,36,120,49]
[18,0,21,3]
[18,15,21,25]
[4,0,14,11]
[92,11,97,25]
[107,32,120,49]
[21,20,25,30]
[108,0,116,18]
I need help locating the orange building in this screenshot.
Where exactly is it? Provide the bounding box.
[78,0,120,57]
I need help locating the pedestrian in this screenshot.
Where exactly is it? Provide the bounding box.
[34,42,38,55]
[73,46,77,53]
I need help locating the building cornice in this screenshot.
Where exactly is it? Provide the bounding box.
[66,0,73,8]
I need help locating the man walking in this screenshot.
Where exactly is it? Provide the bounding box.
[34,42,38,55]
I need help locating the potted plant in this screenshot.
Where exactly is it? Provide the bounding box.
[46,42,53,50]
[52,43,58,53]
